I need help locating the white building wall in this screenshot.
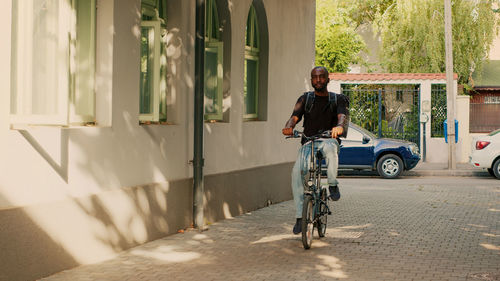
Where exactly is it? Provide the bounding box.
[0,0,314,209]
[0,0,316,280]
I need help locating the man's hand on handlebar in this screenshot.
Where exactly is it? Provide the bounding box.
[282,127,294,136]
[331,126,344,138]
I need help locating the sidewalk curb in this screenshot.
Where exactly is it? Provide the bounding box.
[404,170,491,177]
[338,170,491,178]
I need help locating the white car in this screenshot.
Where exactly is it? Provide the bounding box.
[469,128,500,179]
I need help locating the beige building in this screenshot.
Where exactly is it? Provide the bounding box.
[0,0,316,280]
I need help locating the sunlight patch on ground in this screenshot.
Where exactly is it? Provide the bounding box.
[251,234,294,244]
[488,208,500,212]
[190,233,215,244]
[317,255,347,279]
[337,223,372,230]
[311,240,330,248]
[480,243,500,251]
[326,230,363,239]
[321,224,368,239]
[131,245,201,263]
[482,233,500,238]
[468,224,488,228]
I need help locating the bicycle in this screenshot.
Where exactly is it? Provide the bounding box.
[287,130,333,249]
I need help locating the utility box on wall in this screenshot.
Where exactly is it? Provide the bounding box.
[444,119,458,143]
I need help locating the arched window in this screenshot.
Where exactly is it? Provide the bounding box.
[139,0,168,122]
[204,0,224,121]
[244,4,260,120]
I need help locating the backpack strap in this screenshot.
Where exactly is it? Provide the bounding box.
[305,91,338,113]
[328,92,337,112]
[304,91,315,113]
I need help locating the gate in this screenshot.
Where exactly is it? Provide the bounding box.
[341,84,421,147]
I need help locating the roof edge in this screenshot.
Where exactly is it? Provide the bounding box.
[329,73,458,81]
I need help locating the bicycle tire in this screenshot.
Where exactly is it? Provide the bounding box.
[317,189,328,237]
[302,194,314,249]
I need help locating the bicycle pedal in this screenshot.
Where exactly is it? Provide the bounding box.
[328,211,332,215]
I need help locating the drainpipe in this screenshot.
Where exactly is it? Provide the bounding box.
[193,0,205,230]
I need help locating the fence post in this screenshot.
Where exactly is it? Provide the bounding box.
[378,88,382,138]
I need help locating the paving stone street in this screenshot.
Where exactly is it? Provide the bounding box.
[42,177,500,281]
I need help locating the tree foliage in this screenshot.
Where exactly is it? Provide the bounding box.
[375,0,499,85]
[348,0,396,28]
[315,0,366,72]
[316,0,499,85]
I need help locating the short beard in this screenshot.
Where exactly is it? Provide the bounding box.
[313,84,327,92]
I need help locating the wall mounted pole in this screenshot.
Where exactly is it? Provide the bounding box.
[444,0,456,169]
[193,0,205,229]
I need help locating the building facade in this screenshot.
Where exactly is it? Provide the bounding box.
[0,0,316,280]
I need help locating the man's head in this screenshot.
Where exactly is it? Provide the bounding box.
[310,66,329,92]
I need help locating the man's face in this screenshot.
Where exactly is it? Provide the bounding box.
[311,68,329,91]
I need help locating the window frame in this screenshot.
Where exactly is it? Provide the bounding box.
[10,0,96,126]
[139,20,162,122]
[139,0,168,123]
[244,4,260,120]
[204,0,224,121]
[204,41,224,121]
[71,0,97,124]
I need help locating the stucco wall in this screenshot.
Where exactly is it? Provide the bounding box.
[426,95,470,163]
[0,0,315,280]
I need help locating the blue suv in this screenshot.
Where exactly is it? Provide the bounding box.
[339,123,421,178]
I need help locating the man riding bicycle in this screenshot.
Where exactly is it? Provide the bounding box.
[282,66,349,235]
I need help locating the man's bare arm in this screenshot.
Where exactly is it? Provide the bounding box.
[331,114,346,138]
[282,116,299,136]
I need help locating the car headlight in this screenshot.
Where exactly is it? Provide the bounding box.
[409,144,419,155]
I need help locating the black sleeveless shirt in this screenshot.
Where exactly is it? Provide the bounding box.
[291,92,349,144]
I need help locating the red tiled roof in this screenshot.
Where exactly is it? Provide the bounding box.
[329,73,458,81]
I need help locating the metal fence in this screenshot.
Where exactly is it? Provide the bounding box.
[341,84,420,147]
[431,84,447,137]
[470,93,500,133]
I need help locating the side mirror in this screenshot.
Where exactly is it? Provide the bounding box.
[362,136,370,144]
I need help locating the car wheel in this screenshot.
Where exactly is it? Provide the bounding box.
[487,168,495,177]
[377,154,403,179]
[493,158,500,180]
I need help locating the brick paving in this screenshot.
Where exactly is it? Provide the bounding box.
[41,177,499,281]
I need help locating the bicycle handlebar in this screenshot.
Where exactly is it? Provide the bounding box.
[285,130,332,141]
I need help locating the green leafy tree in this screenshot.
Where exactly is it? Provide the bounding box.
[315,0,366,72]
[376,0,498,86]
[348,0,396,28]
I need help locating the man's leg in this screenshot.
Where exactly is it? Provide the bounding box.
[291,143,311,234]
[319,138,340,200]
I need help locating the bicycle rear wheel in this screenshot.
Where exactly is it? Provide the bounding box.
[317,189,328,237]
[302,194,314,249]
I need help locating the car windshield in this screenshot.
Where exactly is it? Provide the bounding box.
[488,129,500,136]
[351,123,377,139]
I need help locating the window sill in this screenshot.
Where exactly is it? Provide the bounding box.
[243,118,266,122]
[10,122,102,130]
[139,121,176,125]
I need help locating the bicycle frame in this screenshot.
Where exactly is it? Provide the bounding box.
[304,139,329,223]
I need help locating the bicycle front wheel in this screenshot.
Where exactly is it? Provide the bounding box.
[302,194,314,249]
